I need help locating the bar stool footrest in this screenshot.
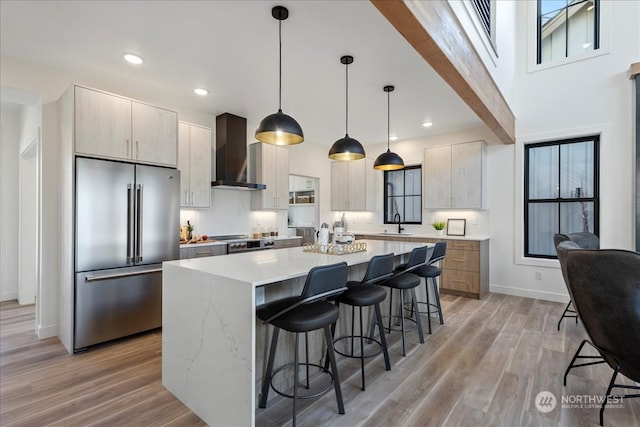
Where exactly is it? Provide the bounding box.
[270,362,334,400]
[404,301,444,321]
[379,314,419,333]
[333,335,384,359]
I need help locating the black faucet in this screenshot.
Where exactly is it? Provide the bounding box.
[394,212,404,234]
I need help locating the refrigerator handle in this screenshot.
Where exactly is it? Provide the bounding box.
[127,184,135,264]
[135,184,143,262]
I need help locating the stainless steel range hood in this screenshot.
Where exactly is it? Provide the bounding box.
[211,113,266,190]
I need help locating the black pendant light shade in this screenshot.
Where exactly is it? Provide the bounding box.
[255,109,304,145]
[255,6,304,145]
[374,85,404,170]
[328,55,365,160]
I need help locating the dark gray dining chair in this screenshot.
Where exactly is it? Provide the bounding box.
[553,232,600,330]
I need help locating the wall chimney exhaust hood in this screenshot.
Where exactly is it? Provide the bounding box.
[211,113,266,190]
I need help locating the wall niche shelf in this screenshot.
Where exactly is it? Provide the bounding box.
[289,190,315,205]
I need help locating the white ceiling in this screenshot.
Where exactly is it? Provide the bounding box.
[0,0,482,148]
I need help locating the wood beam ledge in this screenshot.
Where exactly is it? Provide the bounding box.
[372,0,515,145]
[630,62,640,79]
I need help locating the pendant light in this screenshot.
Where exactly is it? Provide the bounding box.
[374,85,404,170]
[328,55,366,160]
[255,6,304,145]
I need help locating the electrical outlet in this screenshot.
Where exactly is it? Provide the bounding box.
[535,271,543,280]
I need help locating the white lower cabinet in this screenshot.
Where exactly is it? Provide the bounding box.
[424,140,486,209]
[178,122,211,208]
[331,158,376,211]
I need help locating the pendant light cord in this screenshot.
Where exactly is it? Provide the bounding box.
[278,18,282,112]
[387,89,390,150]
[345,61,349,135]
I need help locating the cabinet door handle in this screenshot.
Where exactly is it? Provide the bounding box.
[135,140,139,158]
[452,258,466,262]
[185,191,189,205]
[126,139,130,157]
[452,279,466,283]
[191,192,195,205]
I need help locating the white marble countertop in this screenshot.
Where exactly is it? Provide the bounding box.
[350,231,490,241]
[166,239,428,287]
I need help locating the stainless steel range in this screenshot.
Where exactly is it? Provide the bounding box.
[211,235,274,254]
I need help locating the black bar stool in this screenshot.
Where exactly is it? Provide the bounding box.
[373,245,428,357]
[257,262,348,427]
[407,242,446,334]
[326,253,394,391]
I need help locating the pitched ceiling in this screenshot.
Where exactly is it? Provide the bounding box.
[0,0,482,147]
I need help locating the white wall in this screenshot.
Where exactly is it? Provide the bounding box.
[0,107,20,301]
[483,1,639,301]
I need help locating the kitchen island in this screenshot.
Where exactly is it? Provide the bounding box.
[162,239,431,427]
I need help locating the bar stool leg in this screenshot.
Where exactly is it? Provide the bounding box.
[410,288,425,344]
[425,279,432,334]
[399,289,407,356]
[432,277,444,324]
[292,332,299,427]
[259,327,280,408]
[359,306,366,390]
[304,332,310,389]
[324,325,345,414]
[374,302,391,371]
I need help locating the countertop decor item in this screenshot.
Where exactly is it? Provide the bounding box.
[432,221,446,236]
[254,6,304,146]
[374,85,404,170]
[446,218,466,236]
[328,55,365,160]
[302,241,367,255]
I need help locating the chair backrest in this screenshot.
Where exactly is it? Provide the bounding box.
[404,245,429,272]
[427,242,447,265]
[556,240,581,301]
[565,249,640,382]
[361,253,394,286]
[554,232,600,250]
[300,262,348,301]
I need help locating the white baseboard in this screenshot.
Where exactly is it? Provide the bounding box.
[1,291,19,302]
[37,323,58,339]
[490,284,569,303]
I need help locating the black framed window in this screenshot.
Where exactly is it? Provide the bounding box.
[384,165,421,225]
[537,0,599,65]
[524,136,599,258]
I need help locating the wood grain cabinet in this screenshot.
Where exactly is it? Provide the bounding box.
[424,140,486,209]
[180,244,226,259]
[178,122,211,208]
[331,158,376,211]
[273,238,302,249]
[250,143,289,210]
[74,85,177,166]
[439,239,489,299]
[354,234,489,299]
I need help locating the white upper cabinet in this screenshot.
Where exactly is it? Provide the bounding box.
[250,143,289,210]
[178,122,211,208]
[132,101,177,166]
[424,140,486,209]
[75,86,132,160]
[74,86,177,166]
[331,158,376,211]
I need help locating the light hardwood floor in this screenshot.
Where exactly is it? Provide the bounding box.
[1,293,637,426]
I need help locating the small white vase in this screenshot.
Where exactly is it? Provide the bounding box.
[435,229,444,236]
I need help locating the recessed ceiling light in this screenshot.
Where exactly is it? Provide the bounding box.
[124,54,143,65]
[194,88,209,96]
[422,121,433,127]
[389,135,398,141]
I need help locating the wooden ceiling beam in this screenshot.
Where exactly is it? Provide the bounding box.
[372,0,515,145]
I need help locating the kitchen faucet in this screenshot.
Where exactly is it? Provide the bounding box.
[394,212,404,234]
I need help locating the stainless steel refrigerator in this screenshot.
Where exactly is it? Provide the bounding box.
[74,157,179,350]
